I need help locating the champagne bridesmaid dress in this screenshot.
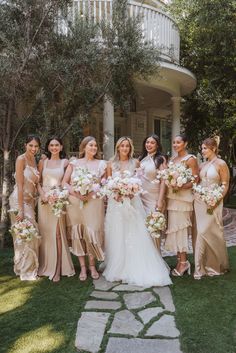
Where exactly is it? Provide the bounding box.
[139,155,163,249]
[165,155,195,253]
[38,159,75,279]
[140,155,161,214]
[194,161,229,278]
[66,159,106,261]
[9,155,40,280]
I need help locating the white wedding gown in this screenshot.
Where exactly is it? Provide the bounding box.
[103,162,172,287]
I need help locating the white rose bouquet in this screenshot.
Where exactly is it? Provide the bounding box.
[10,219,40,244]
[100,170,143,203]
[44,186,70,217]
[145,211,166,238]
[71,167,101,207]
[193,183,225,215]
[156,162,194,192]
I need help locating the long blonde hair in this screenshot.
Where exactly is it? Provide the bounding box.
[111,136,135,171]
[79,136,101,159]
[112,137,134,160]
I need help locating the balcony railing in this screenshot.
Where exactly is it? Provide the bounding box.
[71,0,180,63]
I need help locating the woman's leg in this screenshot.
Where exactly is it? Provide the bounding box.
[78,255,87,281]
[88,255,99,280]
[53,223,62,282]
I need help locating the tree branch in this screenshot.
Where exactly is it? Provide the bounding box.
[60,77,112,139]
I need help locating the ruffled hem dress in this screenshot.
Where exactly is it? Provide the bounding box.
[66,159,107,261]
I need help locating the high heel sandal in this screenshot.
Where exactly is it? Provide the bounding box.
[172,261,191,277]
[79,265,87,281]
[89,265,100,280]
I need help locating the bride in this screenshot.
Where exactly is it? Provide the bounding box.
[103,137,172,287]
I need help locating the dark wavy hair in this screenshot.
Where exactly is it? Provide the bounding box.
[25,134,41,147]
[44,136,66,159]
[139,134,164,169]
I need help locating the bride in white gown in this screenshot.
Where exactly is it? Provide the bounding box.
[103,137,172,287]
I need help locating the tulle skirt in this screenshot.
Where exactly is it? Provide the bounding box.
[103,196,172,287]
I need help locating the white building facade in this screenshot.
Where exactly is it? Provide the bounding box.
[72,0,196,158]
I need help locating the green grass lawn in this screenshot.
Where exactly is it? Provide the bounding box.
[0,250,93,353]
[0,247,236,353]
[170,247,236,353]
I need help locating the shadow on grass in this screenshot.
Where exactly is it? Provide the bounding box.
[169,247,236,353]
[0,249,93,353]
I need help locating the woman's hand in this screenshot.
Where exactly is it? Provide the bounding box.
[40,192,48,204]
[15,210,24,222]
[156,200,164,212]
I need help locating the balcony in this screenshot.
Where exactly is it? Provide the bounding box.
[71,0,180,63]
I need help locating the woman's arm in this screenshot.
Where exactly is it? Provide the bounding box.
[107,162,112,177]
[181,156,199,189]
[62,163,73,192]
[156,162,166,211]
[37,160,47,203]
[218,160,230,197]
[15,157,25,221]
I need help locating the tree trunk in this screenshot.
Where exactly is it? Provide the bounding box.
[0,150,11,248]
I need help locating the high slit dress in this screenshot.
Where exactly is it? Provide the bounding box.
[38,158,75,279]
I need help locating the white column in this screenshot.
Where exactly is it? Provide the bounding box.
[171,96,181,155]
[103,95,114,160]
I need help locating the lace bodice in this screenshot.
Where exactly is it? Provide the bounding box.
[111,159,137,178]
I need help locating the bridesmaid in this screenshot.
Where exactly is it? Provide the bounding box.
[165,134,199,276]
[38,137,75,282]
[9,135,41,280]
[62,136,106,281]
[194,137,229,279]
[138,134,167,248]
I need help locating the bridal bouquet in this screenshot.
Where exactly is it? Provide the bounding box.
[10,219,40,243]
[71,167,100,206]
[193,183,225,215]
[145,211,166,239]
[100,170,143,203]
[156,162,194,192]
[45,186,70,217]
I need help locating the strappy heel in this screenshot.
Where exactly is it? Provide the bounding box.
[172,261,191,276]
[79,265,87,281]
[89,265,100,280]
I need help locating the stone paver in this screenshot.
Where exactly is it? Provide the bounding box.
[112,284,147,292]
[75,208,236,353]
[105,337,182,353]
[108,310,143,336]
[138,307,164,324]
[75,312,110,353]
[146,314,180,338]
[93,276,118,291]
[90,290,119,300]
[85,300,121,310]
[153,287,175,312]
[123,292,155,310]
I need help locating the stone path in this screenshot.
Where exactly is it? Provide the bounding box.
[75,277,181,353]
[75,208,236,353]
